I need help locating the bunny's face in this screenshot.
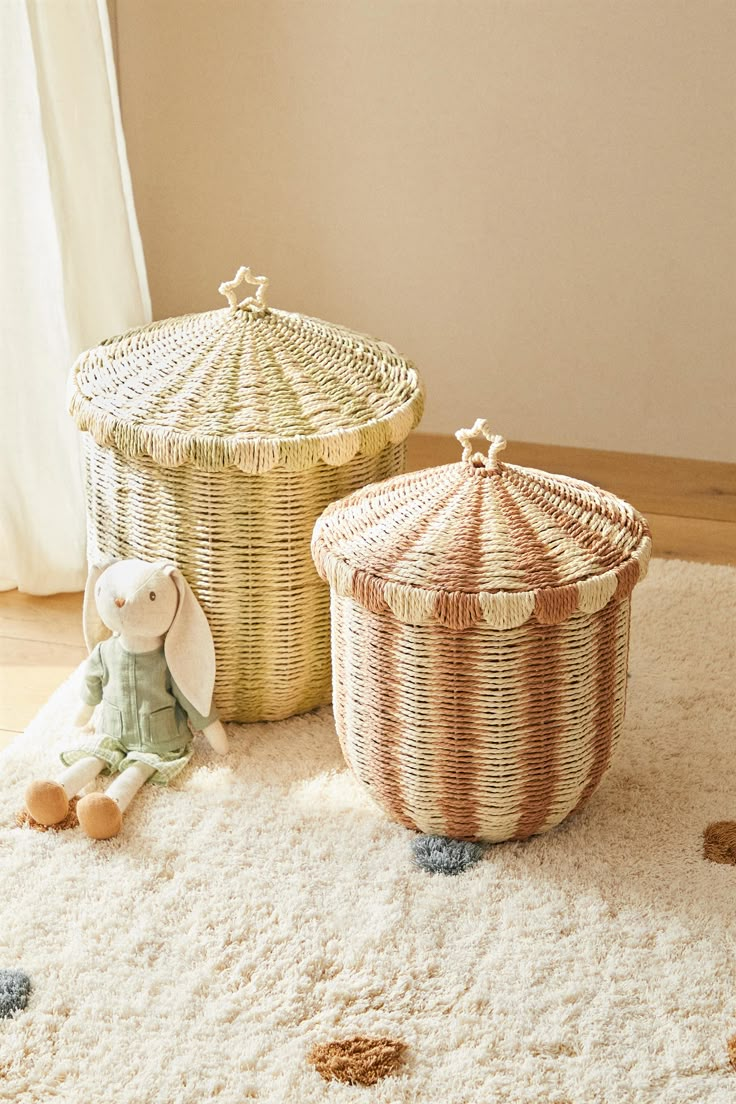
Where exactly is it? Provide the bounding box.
[94,560,179,638]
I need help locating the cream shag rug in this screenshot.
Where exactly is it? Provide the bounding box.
[0,559,735,1104]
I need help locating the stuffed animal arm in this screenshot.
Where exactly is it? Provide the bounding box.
[74,702,96,729]
[25,558,229,840]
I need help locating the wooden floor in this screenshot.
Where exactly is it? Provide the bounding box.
[1,434,734,752]
[0,591,85,751]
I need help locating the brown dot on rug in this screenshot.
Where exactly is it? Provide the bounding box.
[15,796,79,833]
[728,1034,736,1072]
[307,1036,407,1085]
[702,821,736,865]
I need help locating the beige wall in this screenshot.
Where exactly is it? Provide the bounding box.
[113,0,736,461]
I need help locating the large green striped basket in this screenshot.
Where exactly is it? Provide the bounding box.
[69,267,424,722]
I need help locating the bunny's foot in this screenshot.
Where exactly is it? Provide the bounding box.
[77,793,122,840]
[24,781,69,826]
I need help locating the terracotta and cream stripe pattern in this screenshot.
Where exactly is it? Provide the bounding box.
[69,267,424,722]
[312,440,651,631]
[314,420,649,842]
[330,596,631,841]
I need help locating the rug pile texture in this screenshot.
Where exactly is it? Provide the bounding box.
[0,559,734,1103]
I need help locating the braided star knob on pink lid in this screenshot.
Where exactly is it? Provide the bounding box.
[455,418,507,472]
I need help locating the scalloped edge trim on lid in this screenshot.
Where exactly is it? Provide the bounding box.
[311,533,652,630]
[68,372,425,474]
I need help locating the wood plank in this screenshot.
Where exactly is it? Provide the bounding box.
[0,590,84,647]
[645,514,736,565]
[406,433,736,523]
[0,636,85,733]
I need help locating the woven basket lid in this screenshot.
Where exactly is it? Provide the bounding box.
[312,418,652,630]
[68,266,424,474]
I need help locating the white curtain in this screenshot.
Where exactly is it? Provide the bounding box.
[0,0,150,594]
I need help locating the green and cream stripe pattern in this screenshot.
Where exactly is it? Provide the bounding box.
[313,420,650,842]
[60,733,193,785]
[70,267,423,722]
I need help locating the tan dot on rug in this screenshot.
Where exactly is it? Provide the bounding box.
[15,796,79,832]
[307,1036,407,1085]
[727,1035,736,1072]
[702,821,736,865]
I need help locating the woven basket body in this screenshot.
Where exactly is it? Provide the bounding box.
[70,268,423,722]
[313,421,651,842]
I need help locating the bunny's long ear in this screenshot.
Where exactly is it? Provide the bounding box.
[82,561,114,653]
[164,567,216,717]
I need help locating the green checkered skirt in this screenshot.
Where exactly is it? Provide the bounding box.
[60,734,193,785]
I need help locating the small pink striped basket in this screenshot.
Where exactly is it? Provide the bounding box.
[311,419,652,843]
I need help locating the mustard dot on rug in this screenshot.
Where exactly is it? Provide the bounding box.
[307,1036,407,1085]
[728,1034,736,1072]
[702,821,736,865]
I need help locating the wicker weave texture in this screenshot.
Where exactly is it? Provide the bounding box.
[84,436,406,722]
[69,289,423,475]
[331,594,631,842]
[312,433,651,631]
[71,268,424,723]
[315,420,649,842]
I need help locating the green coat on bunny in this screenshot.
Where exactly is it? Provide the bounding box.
[61,635,218,784]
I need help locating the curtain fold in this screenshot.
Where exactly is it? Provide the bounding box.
[0,0,150,594]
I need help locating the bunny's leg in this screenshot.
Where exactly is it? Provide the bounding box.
[77,762,155,840]
[105,762,156,812]
[25,756,106,826]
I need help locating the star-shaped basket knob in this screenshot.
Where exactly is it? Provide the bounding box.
[455,419,507,472]
[219,266,269,313]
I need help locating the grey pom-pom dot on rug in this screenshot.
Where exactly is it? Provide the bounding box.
[0,969,31,1018]
[411,834,484,875]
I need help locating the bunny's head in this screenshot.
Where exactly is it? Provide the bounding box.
[83,558,216,716]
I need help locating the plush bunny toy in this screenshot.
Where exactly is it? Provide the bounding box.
[24,559,229,840]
